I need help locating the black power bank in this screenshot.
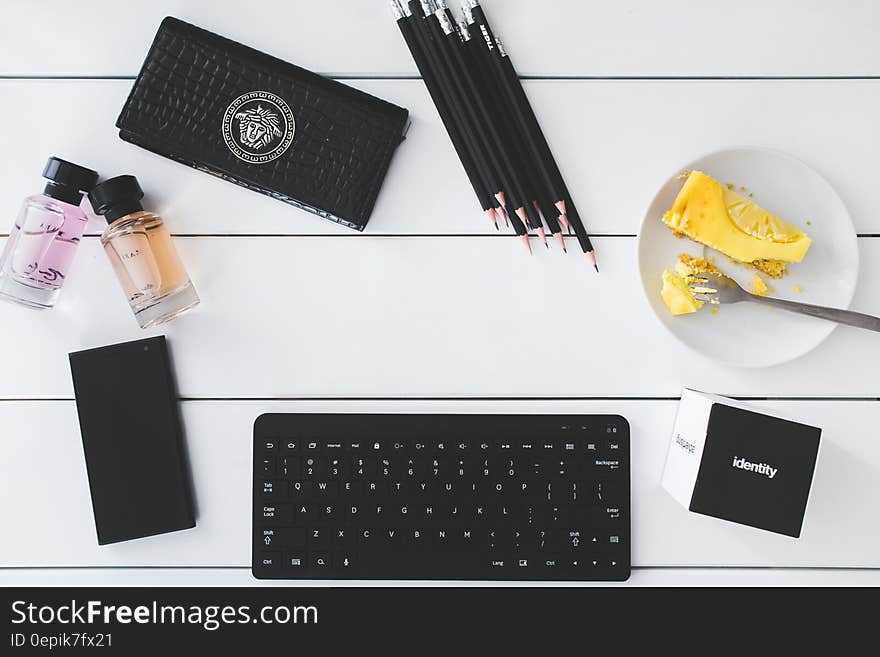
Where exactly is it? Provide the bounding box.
[69,336,195,545]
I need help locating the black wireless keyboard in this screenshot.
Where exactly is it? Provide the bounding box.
[252,414,630,581]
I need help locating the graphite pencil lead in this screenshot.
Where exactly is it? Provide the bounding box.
[520,235,532,255]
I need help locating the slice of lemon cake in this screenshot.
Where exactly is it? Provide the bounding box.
[662,171,811,277]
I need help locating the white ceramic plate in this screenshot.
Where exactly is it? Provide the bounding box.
[638,148,859,368]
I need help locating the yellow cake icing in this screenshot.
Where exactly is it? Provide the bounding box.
[662,171,812,272]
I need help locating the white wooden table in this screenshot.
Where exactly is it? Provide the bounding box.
[1,0,879,587]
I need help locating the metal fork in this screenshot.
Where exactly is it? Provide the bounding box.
[691,272,880,332]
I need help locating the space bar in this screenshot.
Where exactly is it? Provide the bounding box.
[358,547,486,580]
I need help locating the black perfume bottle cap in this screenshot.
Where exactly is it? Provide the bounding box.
[42,157,98,206]
[89,175,146,224]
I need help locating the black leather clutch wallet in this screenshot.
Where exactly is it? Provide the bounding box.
[117,17,409,231]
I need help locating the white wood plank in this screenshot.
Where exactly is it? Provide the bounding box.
[2,79,880,237]
[0,236,879,399]
[1,1,878,78]
[2,568,879,587]
[0,399,878,569]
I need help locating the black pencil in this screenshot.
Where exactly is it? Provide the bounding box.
[390,1,499,230]
[413,4,507,212]
[431,9,542,238]
[406,1,528,251]
[467,0,598,270]
[458,19,554,250]
[460,11,560,250]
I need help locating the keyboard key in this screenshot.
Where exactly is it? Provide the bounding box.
[488,557,509,571]
[261,528,280,548]
[302,457,320,477]
[311,552,331,570]
[326,458,343,478]
[258,552,280,570]
[309,527,329,548]
[261,504,294,525]
[281,440,299,454]
[295,503,315,521]
[276,527,306,548]
[290,481,312,498]
[261,456,276,476]
[261,480,286,501]
[336,553,356,572]
[315,481,338,498]
[284,552,306,570]
[280,456,299,478]
[334,527,354,545]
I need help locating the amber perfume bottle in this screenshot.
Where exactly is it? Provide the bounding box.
[89,176,199,329]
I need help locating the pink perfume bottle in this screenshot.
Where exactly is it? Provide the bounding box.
[0,157,98,309]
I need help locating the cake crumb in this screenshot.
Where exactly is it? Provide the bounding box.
[793,285,803,293]
[751,258,789,279]
[750,274,769,297]
[725,183,735,191]
[806,220,812,226]
[710,307,719,316]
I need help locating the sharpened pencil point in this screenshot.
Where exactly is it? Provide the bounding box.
[557,213,571,233]
[537,226,549,249]
[485,208,499,229]
[520,235,532,255]
[584,251,598,272]
[554,232,566,253]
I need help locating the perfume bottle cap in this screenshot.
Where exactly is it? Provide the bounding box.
[89,175,146,224]
[42,157,98,206]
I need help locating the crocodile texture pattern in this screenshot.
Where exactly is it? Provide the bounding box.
[117,17,410,231]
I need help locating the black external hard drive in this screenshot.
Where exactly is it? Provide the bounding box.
[69,336,195,545]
